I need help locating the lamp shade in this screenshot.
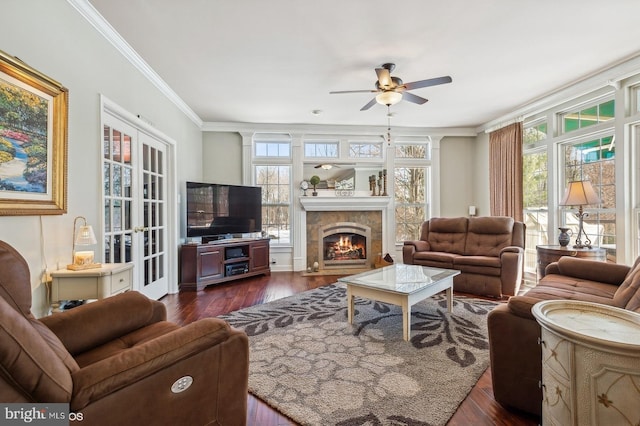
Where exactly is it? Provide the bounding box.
[376,91,402,106]
[560,180,601,206]
[75,225,97,246]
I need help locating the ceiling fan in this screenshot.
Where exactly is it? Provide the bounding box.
[329,63,452,111]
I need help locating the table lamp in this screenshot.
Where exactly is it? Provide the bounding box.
[67,216,101,270]
[559,180,601,249]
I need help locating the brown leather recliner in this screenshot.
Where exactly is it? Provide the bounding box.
[488,256,640,416]
[0,240,249,425]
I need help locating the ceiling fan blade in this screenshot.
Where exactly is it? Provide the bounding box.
[402,76,452,91]
[360,98,378,111]
[375,67,392,88]
[330,89,378,94]
[402,92,429,105]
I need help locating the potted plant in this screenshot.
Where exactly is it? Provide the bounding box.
[309,175,320,196]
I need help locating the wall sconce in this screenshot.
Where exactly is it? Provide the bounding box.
[67,216,101,270]
[559,180,601,249]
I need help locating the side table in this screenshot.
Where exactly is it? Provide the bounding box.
[532,300,640,425]
[50,263,133,310]
[535,245,606,279]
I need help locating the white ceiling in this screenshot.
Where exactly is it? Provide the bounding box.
[88,0,640,129]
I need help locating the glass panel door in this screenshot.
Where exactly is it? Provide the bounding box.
[137,132,168,299]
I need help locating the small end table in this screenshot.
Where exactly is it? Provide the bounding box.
[50,263,133,311]
[535,245,606,280]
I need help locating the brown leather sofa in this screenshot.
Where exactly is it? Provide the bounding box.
[488,256,640,416]
[403,216,525,297]
[0,240,249,425]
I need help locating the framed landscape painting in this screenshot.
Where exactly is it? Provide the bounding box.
[0,49,68,215]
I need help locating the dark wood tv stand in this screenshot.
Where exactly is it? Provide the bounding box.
[179,238,271,291]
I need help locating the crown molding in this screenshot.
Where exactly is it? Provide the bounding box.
[201,121,478,137]
[67,0,203,127]
[477,51,640,133]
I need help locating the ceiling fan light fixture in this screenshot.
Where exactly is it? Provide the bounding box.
[376,91,402,106]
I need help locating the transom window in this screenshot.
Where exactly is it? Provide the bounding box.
[561,98,614,134]
[395,143,430,159]
[304,141,338,158]
[523,121,548,144]
[349,141,382,158]
[255,141,290,157]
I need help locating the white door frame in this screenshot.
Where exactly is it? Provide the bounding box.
[100,95,179,295]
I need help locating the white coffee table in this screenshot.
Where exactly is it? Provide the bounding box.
[338,264,460,341]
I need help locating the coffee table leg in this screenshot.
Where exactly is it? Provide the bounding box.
[402,299,411,341]
[347,286,354,324]
[446,285,453,313]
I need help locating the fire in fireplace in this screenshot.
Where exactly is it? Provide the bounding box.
[319,222,371,270]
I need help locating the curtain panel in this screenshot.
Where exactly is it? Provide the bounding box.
[489,122,523,221]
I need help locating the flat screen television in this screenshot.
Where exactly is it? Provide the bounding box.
[186,182,262,239]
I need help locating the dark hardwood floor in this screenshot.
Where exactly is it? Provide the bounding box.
[161,271,540,426]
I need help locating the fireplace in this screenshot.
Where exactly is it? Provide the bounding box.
[319,222,371,269]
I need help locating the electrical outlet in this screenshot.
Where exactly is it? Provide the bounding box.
[271,258,276,264]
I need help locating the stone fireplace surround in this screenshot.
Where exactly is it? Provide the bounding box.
[300,195,390,271]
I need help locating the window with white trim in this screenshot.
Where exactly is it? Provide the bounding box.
[254,134,291,245]
[394,141,431,243]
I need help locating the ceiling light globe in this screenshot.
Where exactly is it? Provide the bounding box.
[376,91,402,106]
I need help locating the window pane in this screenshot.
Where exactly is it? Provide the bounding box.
[394,167,426,242]
[256,165,290,244]
[395,144,429,159]
[349,142,382,158]
[305,142,338,157]
[561,98,615,134]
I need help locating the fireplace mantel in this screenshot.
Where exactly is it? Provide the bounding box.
[300,195,391,211]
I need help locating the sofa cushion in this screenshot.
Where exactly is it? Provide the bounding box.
[427,217,468,255]
[412,251,458,267]
[465,216,514,257]
[527,275,618,305]
[613,257,640,312]
[0,296,74,402]
[454,256,502,276]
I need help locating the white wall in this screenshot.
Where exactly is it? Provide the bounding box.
[472,132,490,217]
[439,136,477,216]
[1,0,203,316]
[202,132,243,184]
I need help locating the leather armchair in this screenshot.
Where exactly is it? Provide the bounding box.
[0,240,249,425]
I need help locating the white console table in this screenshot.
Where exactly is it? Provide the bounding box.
[532,300,640,425]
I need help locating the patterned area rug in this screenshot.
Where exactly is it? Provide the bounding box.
[220,283,499,426]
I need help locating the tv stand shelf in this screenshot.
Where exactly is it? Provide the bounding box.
[179,238,270,291]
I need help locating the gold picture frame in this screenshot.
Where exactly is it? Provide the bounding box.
[0,49,68,215]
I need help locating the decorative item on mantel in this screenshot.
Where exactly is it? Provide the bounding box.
[335,179,354,197]
[309,175,320,196]
[369,169,388,196]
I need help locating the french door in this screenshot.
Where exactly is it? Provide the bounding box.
[102,112,169,300]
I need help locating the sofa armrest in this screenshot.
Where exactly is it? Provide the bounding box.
[40,292,167,355]
[499,246,524,296]
[403,240,430,252]
[546,257,630,286]
[506,296,541,320]
[70,318,248,411]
